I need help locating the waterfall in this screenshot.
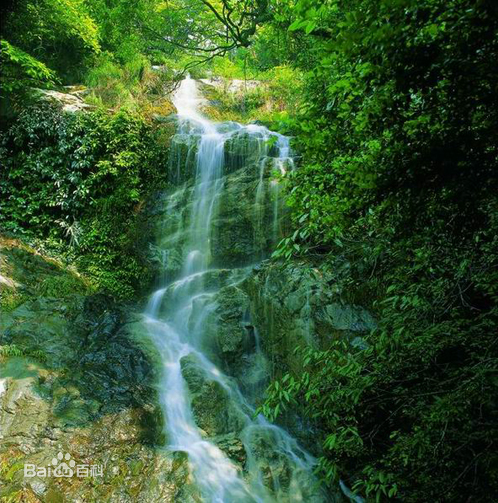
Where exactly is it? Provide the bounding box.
[143,77,326,502]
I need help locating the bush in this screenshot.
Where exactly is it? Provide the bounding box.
[0,104,169,298]
[263,0,498,501]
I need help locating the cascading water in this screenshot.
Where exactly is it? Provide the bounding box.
[143,77,327,502]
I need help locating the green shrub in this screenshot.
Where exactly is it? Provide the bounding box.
[263,0,498,501]
[0,289,27,313]
[0,104,169,298]
[36,274,89,298]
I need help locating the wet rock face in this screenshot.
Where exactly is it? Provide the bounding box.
[168,132,199,184]
[211,166,281,267]
[168,125,279,186]
[242,260,377,375]
[207,285,254,364]
[0,241,194,501]
[223,130,279,172]
[155,116,291,273]
[148,123,296,281]
[195,281,270,399]
[180,354,247,439]
[0,294,158,424]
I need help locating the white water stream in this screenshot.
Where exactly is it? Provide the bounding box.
[143,77,325,502]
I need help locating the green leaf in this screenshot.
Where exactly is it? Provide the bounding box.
[305,21,317,35]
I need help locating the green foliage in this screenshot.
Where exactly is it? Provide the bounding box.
[210,57,249,80]
[81,0,181,108]
[258,0,498,501]
[202,65,304,124]
[1,0,100,82]
[84,51,176,111]
[0,104,168,298]
[277,0,498,249]
[36,273,89,298]
[0,289,27,313]
[0,40,59,97]
[0,344,47,362]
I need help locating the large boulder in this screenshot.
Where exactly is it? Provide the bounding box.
[242,260,377,375]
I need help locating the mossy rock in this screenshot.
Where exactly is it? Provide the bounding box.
[180,354,247,439]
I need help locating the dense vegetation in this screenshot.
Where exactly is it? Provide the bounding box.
[259,1,498,501]
[1,0,497,501]
[0,106,168,298]
[0,0,174,298]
